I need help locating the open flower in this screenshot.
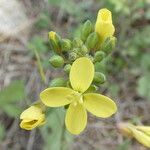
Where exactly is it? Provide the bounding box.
[95,8,115,43]
[20,105,46,130]
[40,57,117,134]
[118,123,150,148]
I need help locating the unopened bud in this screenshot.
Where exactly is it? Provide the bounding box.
[80,45,88,55]
[93,72,106,84]
[48,31,61,53]
[86,85,98,93]
[49,78,67,87]
[101,36,116,54]
[49,55,64,68]
[85,32,100,51]
[64,64,71,74]
[81,20,93,42]
[61,39,72,52]
[117,123,133,137]
[69,52,77,61]
[72,38,83,48]
[94,51,106,62]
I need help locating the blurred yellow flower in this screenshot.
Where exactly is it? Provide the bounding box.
[20,105,46,130]
[49,31,56,41]
[40,57,117,135]
[95,8,115,44]
[118,123,150,148]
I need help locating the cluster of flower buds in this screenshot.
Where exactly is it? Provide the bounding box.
[48,8,116,90]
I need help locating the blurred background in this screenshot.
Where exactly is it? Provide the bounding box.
[0,0,150,150]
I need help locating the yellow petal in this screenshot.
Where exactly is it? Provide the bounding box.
[83,93,117,118]
[95,8,115,43]
[40,87,75,107]
[20,106,43,120]
[70,57,94,93]
[20,114,45,130]
[65,103,87,135]
[136,126,150,136]
[129,127,150,148]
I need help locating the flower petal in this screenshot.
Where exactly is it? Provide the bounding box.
[83,93,117,118]
[129,127,150,148]
[70,57,94,93]
[40,87,75,107]
[65,103,87,135]
[95,8,115,43]
[20,114,45,130]
[20,106,43,120]
[136,126,150,136]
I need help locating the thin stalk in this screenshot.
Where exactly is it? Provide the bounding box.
[34,48,46,84]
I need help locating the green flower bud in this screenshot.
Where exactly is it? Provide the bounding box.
[48,31,61,53]
[85,32,100,51]
[72,38,83,48]
[49,55,64,68]
[61,39,72,52]
[93,72,106,84]
[49,78,67,87]
[64,64,71,74]
[80,45,88,55]
[94,51,106,62]
[81,20,93,42]
[86,84,98,93]
[101,36,116,54]
[69,52,77,61]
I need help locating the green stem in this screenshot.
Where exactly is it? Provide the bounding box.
[34,48,46,84]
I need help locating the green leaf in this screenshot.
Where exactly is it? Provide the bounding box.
[27,36,49,55]
[3,105,22,118]
[0,80,25,106]
[40,108,73,150]
[137,74,150,100]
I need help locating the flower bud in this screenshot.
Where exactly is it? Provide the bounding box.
[64,64,71,74]
[49,55,64,68]
[69,52,77,61]
[49,31,61,53]
[117,123,133,137]
[85,32,100,51]
[20,105,46,130]
[72,38,83,48]
[101,36,116,54]
[49,78,67,87]
[95,8,115,44]
[117,122,150,148]
[80,45,88,55]
[94,51,106,62]
[81,20,93,42]
[61,39,72,52]
[93,72,106,84]
[86,85,98,93]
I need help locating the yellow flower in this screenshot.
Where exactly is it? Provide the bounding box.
[49,31,56,41]
[118,123,150,148]
[40,57,117,135]
[20,105,46,130]
[95,8,115,44]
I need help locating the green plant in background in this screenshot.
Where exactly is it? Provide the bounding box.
[0,80,25,141]
[0,80,25,118]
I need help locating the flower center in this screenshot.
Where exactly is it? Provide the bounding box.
[68,92,83,106]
